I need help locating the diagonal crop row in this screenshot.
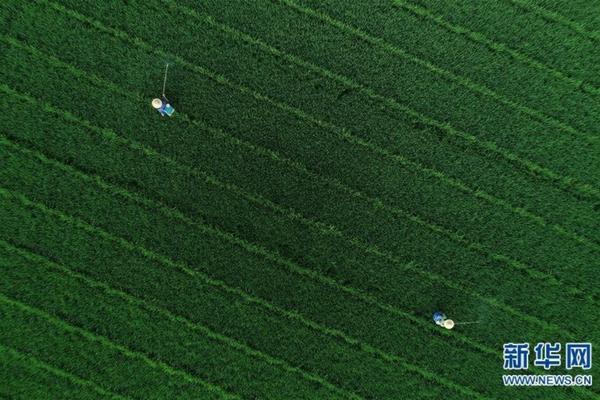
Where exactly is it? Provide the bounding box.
[10,130,572,396]
[277,0,600,142]
[2,3,596,350]
[0,344,129,400]
[44,0,590,268]
[6,229,590,400]
[0,248,366,400]
[0,290,232,399]
[3,124,594,395]
[17,2,600,296]
[62,0,600,203]
[4,108,588,394]
[0,228,469,400]
[5,3,600,292]
[270,0,598,183]
[392,0,600,96]
[274,0,598,140]
[0,115,592,396]
[3,83,596,361]
[1,74,593,344]
[154,0,600,240]
[3,3,596,400]
[0,135,521,362]
[5,26,596,338]
[0,191,488,400]
[6,13,600,305]
[0,147,375,400]
[3,32,597,308]
[2,233,428,398]
[507,0,600,43]
[5,12,600,328]
[18,0,593,241]
[157,1,600,252]
[53,0,600,202]
[0,241,363,400]
[2,49,596,400]
[0,293,240,400]
[1,78,592,345]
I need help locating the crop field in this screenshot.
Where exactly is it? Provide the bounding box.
[0,0,599,398]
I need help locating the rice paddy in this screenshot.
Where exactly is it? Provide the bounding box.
[0,0,598,398]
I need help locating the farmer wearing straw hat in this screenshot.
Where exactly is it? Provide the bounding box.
[152,96,175,117]
[152,63,175,117]
[433,311,455,330]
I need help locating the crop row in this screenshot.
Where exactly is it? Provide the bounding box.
[401,0,600,92]
[167,0,600,164]
[507,0,600,44]
[2,87,596,360]
[0,344,125,400]
[0,237,387,400]
[0,138,520,398]
[1,36,597,342]
[1,2,596,396]
[2,46,597,346]
[2,133,592,398]
[165,0,600,241]
[168,0,600,251]
[50,0,600,200]
[0,21,598,303]
[280,0,600,135]
[8,1,600,292]
[0,193,480,399]
[24,0,600,243]
[0,284,230,399]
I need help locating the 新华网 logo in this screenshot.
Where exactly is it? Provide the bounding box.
[502,342,592,387]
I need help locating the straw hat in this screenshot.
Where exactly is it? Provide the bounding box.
[152,98,163,109]
[443,319,455,330]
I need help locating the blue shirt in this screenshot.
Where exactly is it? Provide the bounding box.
[433,312,445,324]
[158,96,175,117]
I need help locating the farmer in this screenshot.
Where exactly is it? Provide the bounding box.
[433,311,454,329]
[152,96,175,117]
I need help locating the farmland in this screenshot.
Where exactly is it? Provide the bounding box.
[0,0,598,398]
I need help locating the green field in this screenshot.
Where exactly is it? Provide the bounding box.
[1,0,598,398]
